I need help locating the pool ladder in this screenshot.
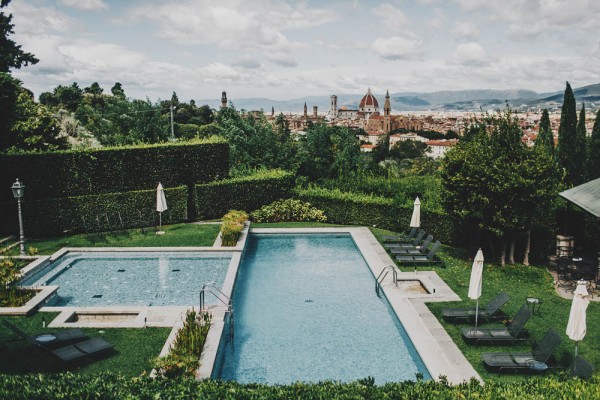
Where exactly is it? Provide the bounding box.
[199,283,234,341]
[375,265,397,297]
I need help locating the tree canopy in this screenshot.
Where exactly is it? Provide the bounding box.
[0,0,38,72]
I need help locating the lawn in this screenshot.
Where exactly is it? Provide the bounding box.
[370,227,599,382]
[11,223,221,256]
[0,312,171,377]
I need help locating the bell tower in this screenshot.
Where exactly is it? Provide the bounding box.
[330,95,338,118]
[384,90,391,132]
[221,91,227,109]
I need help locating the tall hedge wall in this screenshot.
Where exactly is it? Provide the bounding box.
[297,187,455,244]
[195,170,294,220]
[0,137,228,201]
[0,187,188,237]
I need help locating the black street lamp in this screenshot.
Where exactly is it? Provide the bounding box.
[11,178,26,255]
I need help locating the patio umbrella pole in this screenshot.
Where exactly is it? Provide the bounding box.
[475,300,479,328]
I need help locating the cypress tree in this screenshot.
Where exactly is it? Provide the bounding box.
[586,108,600,181]
[573,103,587,185]
[535,108,554,156]
[556,81,578,186]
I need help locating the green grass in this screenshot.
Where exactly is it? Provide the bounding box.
[0,313,171,377]
[370,226,600,382]
[14,223,221,256]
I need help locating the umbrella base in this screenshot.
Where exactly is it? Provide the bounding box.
[156,231,165,235]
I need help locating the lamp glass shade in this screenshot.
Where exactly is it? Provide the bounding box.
[11,179,25,199]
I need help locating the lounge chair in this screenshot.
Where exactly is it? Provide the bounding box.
[395,240,443,266]
[2,319,113,363]
[390,234,433,255]
[482,329,562,373]
[2,319,87,347]
[569,355,594,379]
[382,227,417,242]
[385,229,425,250]
[442,292,510,324]
[460,304,531,346]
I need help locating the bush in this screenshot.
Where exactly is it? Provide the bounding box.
[153,310,212,379]
[0,137,229,202]
[0,258,34,307]
[195,169,294,220]
[297,187,455,244]
[251,199,327,223]
[0,186,188,237]
[220,210,248,246]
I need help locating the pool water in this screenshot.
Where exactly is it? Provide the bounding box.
[20,251,231,306]
[215,233,430,384]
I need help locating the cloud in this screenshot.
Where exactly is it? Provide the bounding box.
[373,3,409,32]
[428,8,446,30]
[449,42,492,66]
[58,0,109,11]
[264,52,298,68]
[452,22,480,41]
[372,36,424,60]
[6,1,77,35]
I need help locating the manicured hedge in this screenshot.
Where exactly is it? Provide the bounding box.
[0,187,188,237]
[0,373,598,399]
[195,169,294,220]
[0,138,228,201]
[297,187,455,244]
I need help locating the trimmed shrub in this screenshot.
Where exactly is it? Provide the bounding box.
[195,169,294,220]
[297,187,455,244]
[0,186,188,237]
[220,210,248,246]
[251,199,327,223]
[0,137,229,202]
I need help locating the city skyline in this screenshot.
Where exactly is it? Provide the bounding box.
[7,0,600,102]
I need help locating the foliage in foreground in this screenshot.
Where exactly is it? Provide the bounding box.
[0,258,34,307]
[153,310,212,378]
[0,373,598,399]
[251,199,327,223]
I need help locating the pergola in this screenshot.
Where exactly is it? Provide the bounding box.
[559,177,600,218]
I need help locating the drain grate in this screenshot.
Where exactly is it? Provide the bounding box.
[305,299,314,303]
[92,294,102,298]
[171,269,181,272]
[117,269,125,272]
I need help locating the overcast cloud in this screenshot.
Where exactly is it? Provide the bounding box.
[6,0,600,102]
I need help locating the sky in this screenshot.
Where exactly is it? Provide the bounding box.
[6,0,600,102]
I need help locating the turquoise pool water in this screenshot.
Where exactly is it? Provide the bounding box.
[214,233,430,384]
[20,251,232,306]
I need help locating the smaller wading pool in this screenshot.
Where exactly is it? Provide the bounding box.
[20,251,233,307]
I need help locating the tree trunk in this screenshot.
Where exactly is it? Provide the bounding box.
[488,236,496,261]
[508,237,515,264]
[500,237,506,267]
[523,227,531,266]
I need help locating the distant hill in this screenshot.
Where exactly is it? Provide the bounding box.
[198,83,600,113]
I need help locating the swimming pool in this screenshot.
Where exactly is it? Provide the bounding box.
[20,251,232,307]
[213,233,431,384]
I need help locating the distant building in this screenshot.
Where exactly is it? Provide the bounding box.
[426,139,458,159]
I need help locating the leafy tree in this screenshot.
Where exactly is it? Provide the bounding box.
[389,139,427,161]
[111,82,125,98]
[371,133,389,163]
[441,108,558,265]
[573,103,587,185]
[535,108,554,157]
[586,108,600,181]
[38,91,56,107]
[0,72,20,149]
[53,83,83,112]
[84,82,103,95]
[556,82,579,186]
[0,0,38,72]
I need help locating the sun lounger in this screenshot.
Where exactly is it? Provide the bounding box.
[482,329,562,373]
[442,292,510,324]
[569,355,594,379]
[2,319,87,347]
[382,227,417,242]
[461,304,531,346]
[395,240,443,266]
[385,229,425,249]
[390,234,433,255]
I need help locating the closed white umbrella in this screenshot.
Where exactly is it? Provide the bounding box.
[566,280,589,357]
[156,182,168,234]
[468,248,484,327]
[410,197,421,228]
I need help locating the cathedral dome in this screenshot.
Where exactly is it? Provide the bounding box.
[359,88,379,112]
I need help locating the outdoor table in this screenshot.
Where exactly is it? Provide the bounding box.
[526,297,543,315]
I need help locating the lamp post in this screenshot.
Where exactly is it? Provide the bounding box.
[170,105,176,141]
[11,178,26,255]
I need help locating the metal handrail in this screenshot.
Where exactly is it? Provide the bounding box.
[199,282,234,341]
[375,265,397,297]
